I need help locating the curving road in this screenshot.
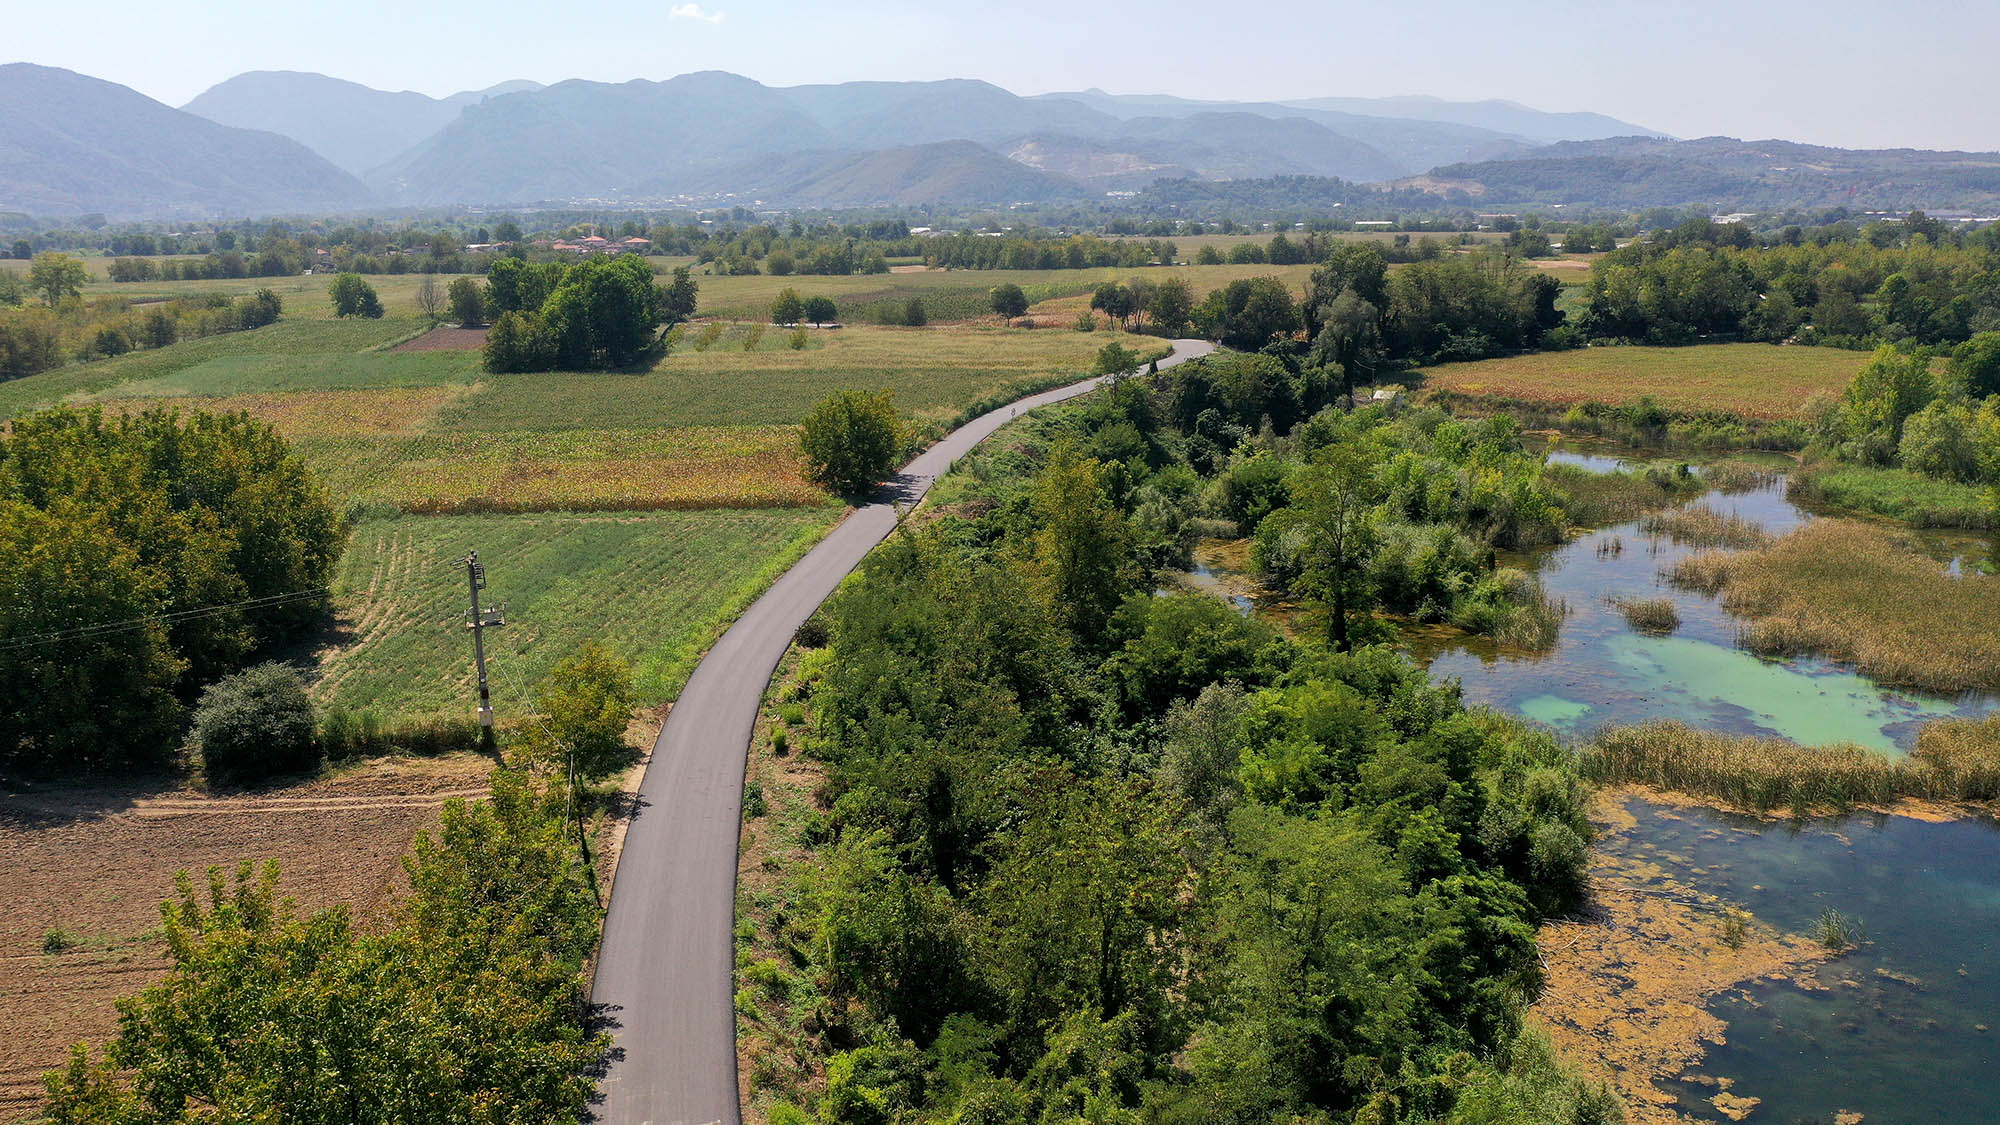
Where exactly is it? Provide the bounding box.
[589,339,1214,1125]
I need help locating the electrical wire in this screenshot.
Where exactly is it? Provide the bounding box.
[0,586,334,653]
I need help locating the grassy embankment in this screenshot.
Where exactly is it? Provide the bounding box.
[1787,464,1997,530]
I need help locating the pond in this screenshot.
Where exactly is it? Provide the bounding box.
[1407,456,1998,753]
[1611,794,2000,1123]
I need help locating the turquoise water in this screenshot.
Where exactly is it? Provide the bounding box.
[1612,796,2000,1123]
[1417,471,1997,752]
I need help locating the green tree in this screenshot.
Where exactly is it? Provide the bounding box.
[903,297,927,327]
[1837,345,1938,463]
[1290,443,1381,652]
[990,283,1029,321]
[9,239,31,261]
[522,643,636,780]
[1095,342,1139,376]
[804,295,838,327]
[771,286,805,325]
[1030,444,1134,640]
[1090,281,1135,328]
[800,389,904,496]
[661,265,699,325]
[1950,331,2000,400]
[1148,276,1195,337]
[185,663,322,784]
[536,255,664,369]
[328,273,383,318]
[446,277,486,326]
[28,252,87,307]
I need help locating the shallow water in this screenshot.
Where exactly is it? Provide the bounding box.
[1611,795,2000,1123]
[1410,467,1997,753]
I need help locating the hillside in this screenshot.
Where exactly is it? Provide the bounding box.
[1276,94,1663,144]
[1415,136,2000,211]
[674,140,1080,207]
[183,71,544,176]
[0,63,372,217]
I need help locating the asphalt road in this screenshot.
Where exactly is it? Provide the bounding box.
[588,338,1215,1125]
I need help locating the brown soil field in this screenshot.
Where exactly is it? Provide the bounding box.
[0,755,492,1120]
[392,324,490,351]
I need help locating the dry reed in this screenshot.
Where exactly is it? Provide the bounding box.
[1617,597,1681,634]
[1585,717,2000,813]
[1664,520,2000,694]
[1638,504,1770,548]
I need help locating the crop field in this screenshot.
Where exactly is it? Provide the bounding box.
[1418,344,1870,420]
[315,509,837,721]
[0,754,493,1120]
[691,262,1315,321]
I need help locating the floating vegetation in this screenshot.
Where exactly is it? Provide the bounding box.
[1666,520,2000,694]
[1617,597,1681,635]
[1639,504,1771,549]
[1583,717,2000,813]
[1816,907,1863,951]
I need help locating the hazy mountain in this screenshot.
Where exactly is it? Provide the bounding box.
[370,71,836,205]
[1276,95,1662,144]
[673,140,1081,207]
[1034,89,1545,174]
[777,79,1117,148]
[1012,113,1404,187]
[0,63,371,217]
[1413,136,2000,211]
[183,71,543,176]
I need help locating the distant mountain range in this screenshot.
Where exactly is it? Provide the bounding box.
[3,63,1997,219]
[0,63,369,217]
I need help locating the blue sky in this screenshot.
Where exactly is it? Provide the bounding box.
[9,0,1996,150]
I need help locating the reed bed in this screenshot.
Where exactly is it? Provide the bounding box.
[1665,520,2000,693]
[1584,717,2000,813]
[1638,504,1771,549]
[1699,459,1783,494]
[1616,597,1680,634]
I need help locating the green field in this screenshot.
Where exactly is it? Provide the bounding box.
[316,508,839,721]
[1418,343,1870,420]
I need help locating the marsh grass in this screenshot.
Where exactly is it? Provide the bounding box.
[1789,464,1997,530]
[1547,462,1707,526]
[1700,460,1784,494]
[1816,908,1863,950]
[1584,717,2000,813]
[1494,572,1569,650]
[1639,504,1770,549]
[1666,520,2000,693]
[1616,597,1681,634]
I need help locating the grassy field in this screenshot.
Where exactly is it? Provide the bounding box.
[316,508,838,722]
[1419,344,1870,421]
[1788,464,1997,529]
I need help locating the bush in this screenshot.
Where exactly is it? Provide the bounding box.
[447,277,486,326]
[186,663,322,784]
[328,273,383,318]
[800,389,905,496]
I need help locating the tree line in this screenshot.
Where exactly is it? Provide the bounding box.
[1,256,282,381]
[482,257,698,372]
[0,406,342,771]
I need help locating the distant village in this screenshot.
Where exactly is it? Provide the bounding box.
[463,234,653,256]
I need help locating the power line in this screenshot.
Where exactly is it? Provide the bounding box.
[0,586,333,654]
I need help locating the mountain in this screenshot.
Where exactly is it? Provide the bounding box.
[0,63,372,217]
[183,71,544,176]
[777,79,1116,148]
[1012,112,1404,186]
[1034,89,1546,174]
[1412,136,2000,211]
[671,140,1081,207]
[370,71,835,205]
[1275,95,1662,144]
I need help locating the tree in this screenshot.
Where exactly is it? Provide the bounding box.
[661,265,699,325]
[1148,277,1195,337]
[492,219,523,243]
[1290,443,1381,652]
[185,663,321,784]
[772,287,805,326]
[800,389,904,496]
[28,252,86,307]
[1095,341,1139,376]
[1950,332,2000,400]
[329,273,383,318]
[1090,281,1134,328]
[804,295,838,327]
[1030,444,1134,640]
[766,250,795,276]
[1309,288,1382,397]
[536,255,664,369]
[483,310,549,373]
[9,239,30,261]
[903,297,927,327]
[447,277,485,326]
[414,274,442,322]
[521,643,636,780]
[991,283,1029,321]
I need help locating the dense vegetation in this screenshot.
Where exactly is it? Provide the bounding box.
[482,256,696,372]
[41,771,607,1124]
[744,391,1611,1119]
[0,254,283,381]
[0,406,341,769]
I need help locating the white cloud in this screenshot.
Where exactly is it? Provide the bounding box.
[669,3,724,23]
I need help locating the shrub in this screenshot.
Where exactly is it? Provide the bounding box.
[800,389,904,496]
[186,663,322,784]
[447,277,486,326]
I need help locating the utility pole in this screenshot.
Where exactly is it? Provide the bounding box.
[463,551,505,748]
